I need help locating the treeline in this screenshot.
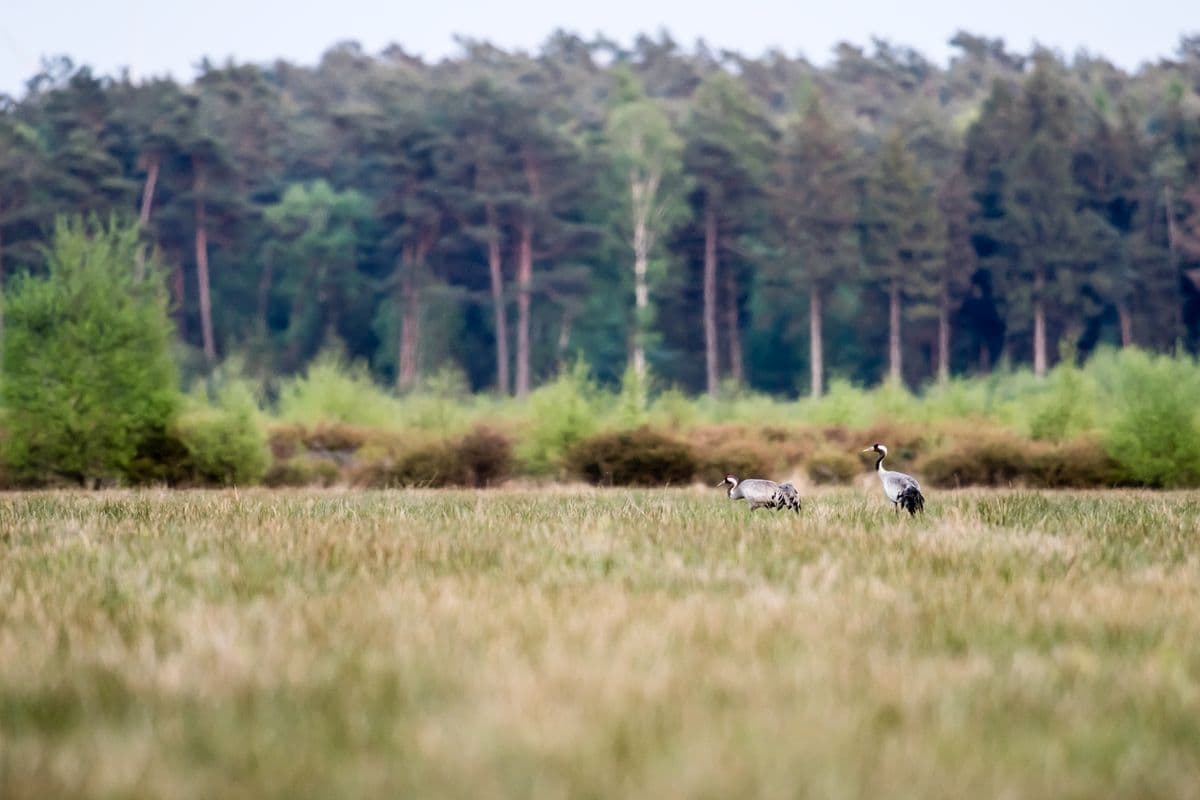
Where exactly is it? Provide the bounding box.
[1,31,1199,395]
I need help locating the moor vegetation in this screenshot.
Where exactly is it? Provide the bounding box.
[2,488,1200,799]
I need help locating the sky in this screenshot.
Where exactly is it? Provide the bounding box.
[1,0,1196,97]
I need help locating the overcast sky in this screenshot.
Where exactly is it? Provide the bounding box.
[2,0,1196,97]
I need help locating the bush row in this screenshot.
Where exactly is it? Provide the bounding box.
[0,415,1189,490]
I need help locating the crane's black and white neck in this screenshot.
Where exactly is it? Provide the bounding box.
[862,443,924,515]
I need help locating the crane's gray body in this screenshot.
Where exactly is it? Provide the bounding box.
[724,476,802,513]
[865,444,924,515]
[878,468,919,504]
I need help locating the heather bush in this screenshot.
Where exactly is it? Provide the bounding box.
[566,428,696,486]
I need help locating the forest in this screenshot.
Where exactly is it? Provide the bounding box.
[1,30,1200,397]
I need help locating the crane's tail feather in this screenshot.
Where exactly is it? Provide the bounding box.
[774,482,802,513]
[898,485,924,516]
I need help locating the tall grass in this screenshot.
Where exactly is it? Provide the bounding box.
[4,488,1200,798]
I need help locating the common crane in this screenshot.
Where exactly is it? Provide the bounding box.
[863,443,924,515]
[719,474,802,513]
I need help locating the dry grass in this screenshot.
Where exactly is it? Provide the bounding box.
[2,487,1200,799]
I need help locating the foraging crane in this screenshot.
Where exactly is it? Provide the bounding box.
[719,474,802,513]
[862,443,924,515]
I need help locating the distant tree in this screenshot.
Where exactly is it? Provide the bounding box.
[0,114,45,338]
[862,131,945,385]
[1,218,178,486]
[769,96,859,396]
[605,68,685,380]
[683,73,772,394]
[1003,56,1085,376]
[261,181,370,371]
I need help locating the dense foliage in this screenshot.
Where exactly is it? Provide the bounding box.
[0,218,178,485]
[2,32,1198,397]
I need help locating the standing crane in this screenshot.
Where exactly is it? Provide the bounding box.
[862,443,924,515]
[719,474,802,513]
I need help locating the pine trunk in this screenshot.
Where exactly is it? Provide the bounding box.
[139,156,160,226]
[486,204,510,396]
[809,285,823,398]
[397,244,419,391]
[1165,186,1184,346]
[1117,301,1133,348]
[724,267,743,385]
[193,169,216,364]
[937,284,951,383]
[631,193,650,379]
[172,262,186,326]
[1033,265,1047,378]
[397,234,435,392]
[888,279,902,385]
[135,156,160,281]
[703,204,719,396]
[256,251,274,336]
[515,220,533,398]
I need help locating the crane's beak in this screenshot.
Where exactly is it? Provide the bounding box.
[861,447,874,453]
[714,480,727,488]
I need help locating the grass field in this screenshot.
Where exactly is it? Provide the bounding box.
[2,487,1200,799]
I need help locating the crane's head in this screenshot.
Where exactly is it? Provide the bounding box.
[862,443,887,456]
[717,473,738,488]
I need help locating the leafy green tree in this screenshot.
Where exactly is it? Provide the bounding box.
[1,218,178,485]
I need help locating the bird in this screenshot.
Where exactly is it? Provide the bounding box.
[862,443,924,515]
[719,474,802,513]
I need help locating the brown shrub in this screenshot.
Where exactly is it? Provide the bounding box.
[264,456,341,488]
[855,423,929,462]
[1028,439,1124,488]
[920,434,1123,489]
[351,442,467,489]
[566,427,696,486]
[302,422,369,454]
[267,423,305,461]
[920,434,1032,488]
[807,449,860,485]
[456,426,514,487]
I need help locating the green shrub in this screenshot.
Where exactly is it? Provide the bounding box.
[174,383,270,486]
[125,425,193,486]
[1100,350,1200,487]
[1028,359,1094,442]
[277,351,403,428]
[566,427,696,486]
[807,450,860,485]
[518,362,600,474]
[1,217,179,486]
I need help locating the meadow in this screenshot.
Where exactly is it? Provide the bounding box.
[3,486,1200,799]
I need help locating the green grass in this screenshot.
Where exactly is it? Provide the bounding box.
[2,488,1200,799]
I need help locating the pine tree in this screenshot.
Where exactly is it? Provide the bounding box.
[769,95,859,396]
[862,131,945,385]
